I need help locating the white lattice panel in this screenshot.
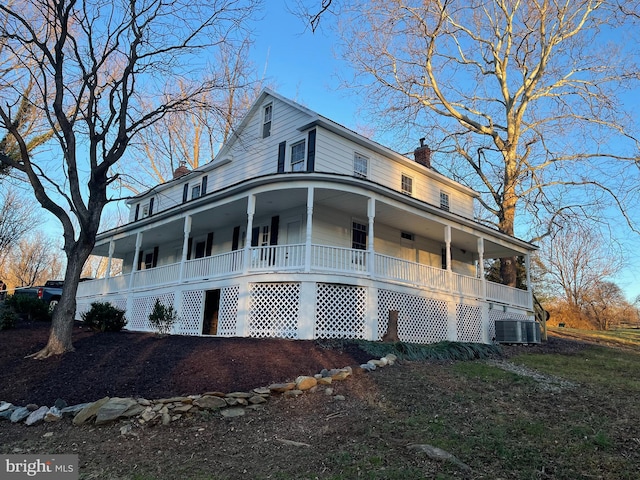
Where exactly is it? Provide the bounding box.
[76,301,92,321]
[315,283,367,339]
[218,285,239,337]
[456,303,482,342]
[249,283,300,339]
[128,293,175,332]
[489,310,530,342]
[178,290,204,336]
[378,289,449,344]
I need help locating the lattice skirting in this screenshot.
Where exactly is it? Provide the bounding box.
[249,283,300,339]
[456,303,483,343]
[315,283,367,339]
[378,289,449,343]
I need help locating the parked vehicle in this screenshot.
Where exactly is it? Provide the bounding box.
[15,280,64,311]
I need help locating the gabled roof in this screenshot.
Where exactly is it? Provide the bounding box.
[127,88,478,203]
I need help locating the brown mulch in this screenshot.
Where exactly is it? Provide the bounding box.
[0,320,372,406]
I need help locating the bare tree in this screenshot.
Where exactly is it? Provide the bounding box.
[310,0,640,286]
[536,224,623,319]
[4,231,63,287]
[0,0,260,358]
[583,280,627,331]
[0,186,42,267]
[115,39,267,195]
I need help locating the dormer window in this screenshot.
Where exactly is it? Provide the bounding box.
[263,103,272,138]
[191,184,201,200]
[440,191,450,211]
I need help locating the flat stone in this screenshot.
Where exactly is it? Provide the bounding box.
[173,404,193,413]
[141,409,156,422]
[193,395,228,410]
[268,382,296,393]
[221,407,245,418]
[385,353,398,363]
[161,412,171,425]
[361,363,376,371]
[284,390,303,398]
[317,377,332,385]
[25,403,39,411]
[249,395,267,405]
[61,403,90,417]
[334,395,346,401]
[253,387,271,395]
[329,370,351,381]
[121,404,145,417]
[202,391,226,398]
[295,376,318,391]
[96,398,140,425]
[10,407,31,423]
[369,359,385,367]
[0,408,16,420]
[225,398,239,406]
[73,397,110,426]
[25,406,49,426]
[137,398,152,406]
[226,392,252,398]
[157,396,190,404]
[0,401,13,412]
[44,407,62,422]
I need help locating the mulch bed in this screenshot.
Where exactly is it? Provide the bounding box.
[0,320,372,406]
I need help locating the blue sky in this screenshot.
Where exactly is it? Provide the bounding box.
[249,3,640,302]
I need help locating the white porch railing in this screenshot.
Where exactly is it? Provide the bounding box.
[375,254,448,291]
[76,244,532,310]
[184,250,244,279]
[249,244,305,271]
[311,245,367,272]
[133,263,180,288]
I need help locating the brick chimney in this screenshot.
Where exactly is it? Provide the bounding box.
[173,161,190,179]
[414,138,431,168]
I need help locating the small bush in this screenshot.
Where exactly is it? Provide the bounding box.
[4,294,51,321]
[148,299,177,335]
[81,301,127,332]
[0,304,18,330]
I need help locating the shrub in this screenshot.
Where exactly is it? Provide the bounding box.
[148,299,177,335]
[4,294,51,321]
[0,304,18,330]
[81,301,127,332]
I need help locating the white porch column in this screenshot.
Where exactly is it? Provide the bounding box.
[243,194,256,274]
[477,237,485,278]
[106,240,115,279]
[178,215,192,283]
[305,187,314,273]
[444,225,452,292]
[129,232,143,290]
[525,253,533,309]
[367,197,376,276]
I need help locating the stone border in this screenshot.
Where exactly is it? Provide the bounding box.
[0,354,398,428]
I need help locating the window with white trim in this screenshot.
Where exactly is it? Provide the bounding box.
[291,140,306,172]
[401,174,413,196]
[191,184,201,200]
[353,153,368,178]
[440,191,450,211]
[352,221,367,250]
[262,103,272,138]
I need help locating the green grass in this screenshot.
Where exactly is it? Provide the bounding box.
[549,325,640,347]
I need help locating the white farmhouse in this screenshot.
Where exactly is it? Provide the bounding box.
[77,89,538,343]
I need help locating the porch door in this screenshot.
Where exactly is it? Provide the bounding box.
[202,289,221,335]
[352,221,367,268]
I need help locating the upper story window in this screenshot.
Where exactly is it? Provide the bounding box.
[191,184,201,200]
[401,174,413,196]
[440,191,450,211]
[263,103,272,138]
[354,153,368,178]
[291,140,306,172]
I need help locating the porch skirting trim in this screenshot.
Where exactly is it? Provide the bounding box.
[76,278,533,345]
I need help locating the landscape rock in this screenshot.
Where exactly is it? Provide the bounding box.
[44,406,62,422]
[173,403,193,413]
[407,444,471,471]
[221,407,245,418]
[54,399,68,409]
[25,406,49,426]
[0,408,16,420]
[284,389,303,398]
[268,382,296,393]
[121,404,145,418]
[295,376,318,391]
[227,392,252,398]
[193,395,228,410]
[333,395,346,401]
[317,377,332,385]
[61,403,89,418]
[10,407,31,423]
[73,397,110,426]
[253,387,270,395]
[361,363,376,372]
[248,395,267,404]
[96,397,140,425]
[0,401,13,412]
